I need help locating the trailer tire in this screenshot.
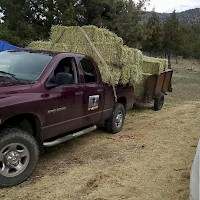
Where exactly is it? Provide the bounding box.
[0,128,39,187]
[154,93,164,111]
[105,103,125,134]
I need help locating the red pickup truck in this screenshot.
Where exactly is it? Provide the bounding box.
[0,50,134,187]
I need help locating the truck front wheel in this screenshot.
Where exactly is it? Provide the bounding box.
[0,128,39,187]
[105,103,125,134]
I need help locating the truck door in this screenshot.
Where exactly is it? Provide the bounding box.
[79,57,104,126]
[42,57,84,140]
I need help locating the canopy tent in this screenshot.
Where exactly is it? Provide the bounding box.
[0,40,20,52]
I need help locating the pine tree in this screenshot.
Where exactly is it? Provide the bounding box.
[80,0,148,48]
[143,11,164,56]
[0,0,36,46]
[111,0,144,48]
[0,0,80,46]
[182,24,200,59]
[0,0,148,48]
[163,10,184,67]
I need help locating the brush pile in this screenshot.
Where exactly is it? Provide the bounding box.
[29,25,168,99]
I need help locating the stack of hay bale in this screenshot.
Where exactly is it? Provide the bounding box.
[142,56,168,74]
[29,25,168,99]
[135,56,169,98]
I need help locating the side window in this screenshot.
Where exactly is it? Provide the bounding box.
[80,58,97,83]
[49,57,78,85]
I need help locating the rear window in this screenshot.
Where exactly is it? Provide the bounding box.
[80,57,97,83]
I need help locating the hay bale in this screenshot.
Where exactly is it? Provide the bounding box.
[119,64,131,85]
[129,64,143,85]
[143,56,168,73]
[30,42,122,66]
[94,63,121,86]
[94,42,122,66]
[120,46,136,65]
[68,42,122,66]
[97,62,113,84]
[157,58,168,71]
[120,46,143,65]
[119,46,143,86]
[141,59,162,75]
[50,25,123,45]
[83,26,124,45]
[134,49,144,65]
[50,25,124,66]
[110,67,121,85]
[28,41,52,50]
[134,73,152,99]
[50,26,88,47]
[28,41,71,52]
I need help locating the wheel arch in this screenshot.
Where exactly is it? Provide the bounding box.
[0,113,43,152]
[117,96,127,110]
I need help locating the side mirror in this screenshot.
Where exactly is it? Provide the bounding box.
[54,72,73,85]
[46,82,58,88]
[46,74,58,88]
[46,72,73,88]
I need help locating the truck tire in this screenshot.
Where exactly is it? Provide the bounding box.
[105,103,125,134]
[0,128,39,187]
[154,93,164,111]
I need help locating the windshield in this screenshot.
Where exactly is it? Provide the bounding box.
[0,51,52,81]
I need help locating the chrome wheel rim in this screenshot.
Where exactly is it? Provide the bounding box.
[0,143,30,177]
[115,111,123,128]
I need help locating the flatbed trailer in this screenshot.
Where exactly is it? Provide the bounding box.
[136,70,173,111]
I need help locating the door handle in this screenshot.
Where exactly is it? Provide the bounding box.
[97,89,103,92]
[75,91,84,96]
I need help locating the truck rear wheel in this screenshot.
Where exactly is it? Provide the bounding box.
[105,103,125,134]
[0,128,39,187]
[154,93,164,111]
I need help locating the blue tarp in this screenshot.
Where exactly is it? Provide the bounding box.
[0,40,20,52]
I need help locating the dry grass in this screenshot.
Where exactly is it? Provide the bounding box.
[0,58,200,200]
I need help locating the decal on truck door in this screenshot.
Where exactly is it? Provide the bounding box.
[88,95,99,111]
[47,107,66,114]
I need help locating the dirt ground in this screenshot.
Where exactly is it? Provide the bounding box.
[1,59,200,200]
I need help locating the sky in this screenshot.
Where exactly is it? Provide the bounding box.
[0,1,200,16]
[144,0,200,13]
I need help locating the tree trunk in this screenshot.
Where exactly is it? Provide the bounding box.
[176,56,178,64]
[168,53,171,69]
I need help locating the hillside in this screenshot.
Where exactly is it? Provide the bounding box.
[144,8,200,24]
[176,8,200,24]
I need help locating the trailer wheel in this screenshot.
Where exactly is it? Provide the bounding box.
[105,103,125,134]
[154,93,164,111]
[0,128,39,187]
